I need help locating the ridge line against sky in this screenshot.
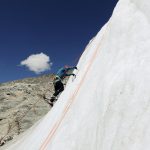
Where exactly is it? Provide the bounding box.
[0,0,118,83]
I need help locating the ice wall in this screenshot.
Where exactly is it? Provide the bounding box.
[4,0,150,149]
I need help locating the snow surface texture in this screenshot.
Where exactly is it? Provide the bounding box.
[4,0,150,149]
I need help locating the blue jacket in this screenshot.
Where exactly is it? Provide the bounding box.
[56,67,76,80]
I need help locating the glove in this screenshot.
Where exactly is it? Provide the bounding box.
[72,74,76,78]
[74,66,77,70]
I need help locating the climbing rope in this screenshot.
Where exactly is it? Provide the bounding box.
[40,23,110,150]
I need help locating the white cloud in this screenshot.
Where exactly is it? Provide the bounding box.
[20,53,52,74]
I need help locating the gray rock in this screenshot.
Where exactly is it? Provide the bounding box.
[0,74,56,147]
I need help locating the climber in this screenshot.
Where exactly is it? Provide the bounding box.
[49,65,77,106]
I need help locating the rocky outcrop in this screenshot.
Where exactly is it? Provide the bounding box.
[0,74,56,146]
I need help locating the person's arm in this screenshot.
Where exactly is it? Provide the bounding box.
[65,73,75,77]
[67,66,77,71]
[71,66,77,70]
[65,66,77,76]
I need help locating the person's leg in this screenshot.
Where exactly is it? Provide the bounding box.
[50,81,64,105]
[58,81,64,93]
[53,81,64,97]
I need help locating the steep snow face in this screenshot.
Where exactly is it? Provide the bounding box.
[5,0,150,150]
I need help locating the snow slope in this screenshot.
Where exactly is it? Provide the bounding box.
[4,0,150,149]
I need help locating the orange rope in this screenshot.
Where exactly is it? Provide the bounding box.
[40,24,108,150]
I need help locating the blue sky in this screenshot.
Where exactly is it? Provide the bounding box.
[0,0,118,83]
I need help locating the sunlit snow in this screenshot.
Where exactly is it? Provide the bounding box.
[4,0,150,149]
